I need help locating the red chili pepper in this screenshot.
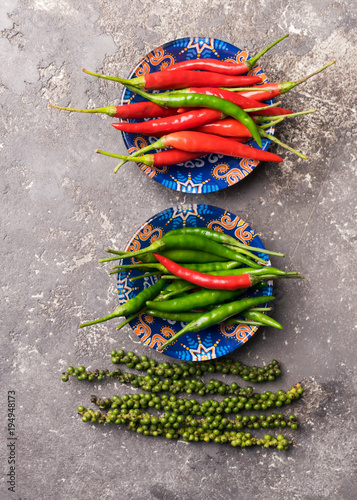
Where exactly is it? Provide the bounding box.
[193,117,252,138]
[236,60,336,101]
[82,68,262,90]
[161,34,289,75]
[126,130,283,163]
[111,108,224,135]
[175,87,293,116]
[49,101,178,119]
[96,148,203,168]
[153,253,264,290]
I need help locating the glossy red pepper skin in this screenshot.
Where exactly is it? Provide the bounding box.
[147,149,203,166]
[183,87,293,116]
[162,58,251,76]
[238,84,281,101]
[143,71,262,90]
[193,117,252,138]
[160,131,283,163]
[161,35,290,76]
[49,102,179,119]
[112,108,224,135]
[153,253,254,290]
[114,101,178,118]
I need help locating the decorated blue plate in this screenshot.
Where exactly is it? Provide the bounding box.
[116,204,273,361]
[118,37,274,193]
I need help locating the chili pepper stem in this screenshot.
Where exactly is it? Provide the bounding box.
[279,60,336,94]
[49,104,118,116]
[82,68,145,88]
[99,240,166,263]
[114,134,166,172]
[116,306,147,331]
[96,149,154,169]
[255,109,316,123]
[259,117,285,130]
[246,34,289,69]
[131,272,163,281]
[244,101,282,113]
[79,309,120,328]
[260,129,308,159]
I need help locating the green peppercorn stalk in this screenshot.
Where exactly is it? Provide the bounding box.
[109,348,282,382]
[62,363,303,405]
[79,403,297,432]
[92,392,297,430]
[90,386,302,418]
[76,406,293,450]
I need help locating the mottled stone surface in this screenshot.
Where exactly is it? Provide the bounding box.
[1,1,356,499]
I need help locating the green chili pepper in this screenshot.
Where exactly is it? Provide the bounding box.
[145,308,265,327]
[158,296,275,350]
[123,84,262,147]
[165,227,285,258]
[101,248,228,264]
[240,309,283,329]
[79,278,167,328]
[146,287,249,313]
[101,234,262,268]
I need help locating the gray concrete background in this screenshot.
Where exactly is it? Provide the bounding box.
[1,1,356,499]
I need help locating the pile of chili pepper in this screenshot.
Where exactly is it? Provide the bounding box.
[62,348,304,451]
[50,33,335,175]
[79,227,303,351]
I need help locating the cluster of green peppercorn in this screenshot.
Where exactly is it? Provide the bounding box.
[62,349,303,451]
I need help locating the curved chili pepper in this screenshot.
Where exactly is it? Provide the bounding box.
[111,108,224,135]
[193,117,253,137]
[49,101,178,119]
[235,60,336,101]
[162,34,289,75]
[165,226,284,257]
[158,295,275,350]
[145,308,265,327]
[192,116,282,139]
[150,261,244,300]
[122,84,262,148]
[241,309,283,329]
[111,259,242,276]
[101,234,262,268]
[96,148,203,169]
[173,87,293,117]
[100,248,229,264]
[79,278,167,328]
[153,253,276,290]
[120,130,282,166]
[82,67,262,90]
[146,287,248,313]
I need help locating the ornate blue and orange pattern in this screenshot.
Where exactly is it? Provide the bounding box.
[117,204,273,361]
[119,37,274,193]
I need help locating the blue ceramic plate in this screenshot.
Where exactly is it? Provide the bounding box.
[118,37,274,193]
[116,204,273,361]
